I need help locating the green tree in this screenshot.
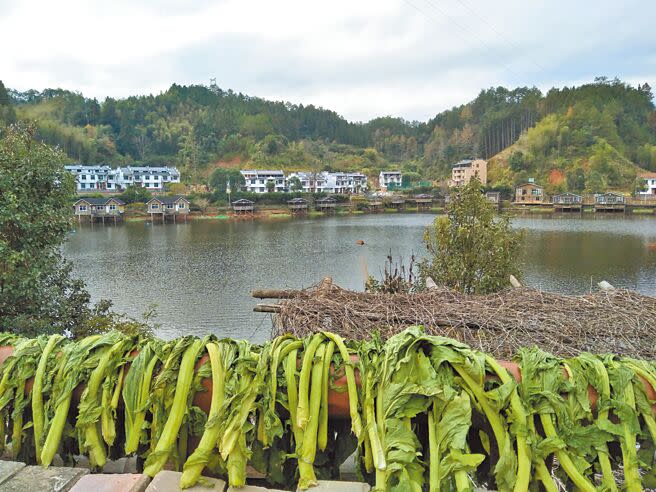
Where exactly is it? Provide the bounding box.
[566,168,586,192]
[288,176,303,192]
[633,176,647,196]
[585,171,605,193]
[419,179,522,294]
[0,80,16,125]
[508,151,527,172]
[209,168,245,197]
[0,124,88,335]
[266,179,275,193]
[402,171,421,187]
[179,129,199,180]
[0,80,9,106]
[118,185,152,204]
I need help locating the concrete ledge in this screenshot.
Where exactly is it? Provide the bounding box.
[69,473,150,492]
[2,465,89,492]
[305,481,371,491]
[228,485,287,492]
[0,460,25,485]
[145,470,227,492]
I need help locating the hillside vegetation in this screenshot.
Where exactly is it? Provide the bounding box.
[1,77,654,192]
[489,78,656,193]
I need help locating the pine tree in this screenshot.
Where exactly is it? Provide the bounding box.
[0,81,9,106]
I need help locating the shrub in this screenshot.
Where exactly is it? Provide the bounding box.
[419,179,522,294]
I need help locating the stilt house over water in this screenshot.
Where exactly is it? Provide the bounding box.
[414,193,433,209]
[594,192,626,212]
[315,196,337,213]
[73,197,125,223]
[232,198,255,214]
[514,182,544,204]
[553,192,583,211]
[287,197,308,214]
[146,195,190,222]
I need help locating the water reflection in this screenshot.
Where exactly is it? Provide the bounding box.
[63,214,656,341]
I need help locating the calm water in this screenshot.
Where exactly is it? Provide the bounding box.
[62,214,656,342]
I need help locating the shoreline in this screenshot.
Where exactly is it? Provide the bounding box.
[120,205,446,224]
[75,202,656,227]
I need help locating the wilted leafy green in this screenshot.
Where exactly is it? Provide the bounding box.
[0,328,652,491]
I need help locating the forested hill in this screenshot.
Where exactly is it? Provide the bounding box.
[1,78,655,191]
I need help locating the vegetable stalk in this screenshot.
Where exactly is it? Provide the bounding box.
[144,338,205,476]
[180,342,226,489]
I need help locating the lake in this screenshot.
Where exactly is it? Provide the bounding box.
[62,213,656,342]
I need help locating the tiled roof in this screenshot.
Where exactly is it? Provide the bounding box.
[147,195,189,205]
[74,197,125,206]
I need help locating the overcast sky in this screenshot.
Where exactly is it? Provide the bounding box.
[1,0,654,122]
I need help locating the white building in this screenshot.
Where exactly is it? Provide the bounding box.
[117,166,180,191]
[65,165,180,192]
[323,172,367,194]
[286,172,326,193]
[286,172,367,194]
[379,171,402,190]
[637,172,656,196]
[64,165,119,192]
[240,170,286,193]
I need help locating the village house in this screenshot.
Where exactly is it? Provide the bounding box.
[552,192,583,211]
[485,191,501,208]
[240,170,286,193]
[449,159,488,187]
[287,197,309,214]
[146,195,190,222]
[594,192,626,212]
[232,198,255,214]
[119,166,180,191]
[73,197,125,223]
[286,172,326,193]
[379,171,402,191]
[388,195,406,209]
[315,196,338,213]
[286,172,367,194]
[323,172,367,194]
[637,172,656,196]
[414,193,433,209]
[65,165,180,192]
[65,165,119,192]
[514,182,544,204]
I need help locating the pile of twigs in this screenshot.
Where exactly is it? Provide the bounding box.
[268,285,656,359]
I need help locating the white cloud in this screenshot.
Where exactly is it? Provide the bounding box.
[1,0,654,121]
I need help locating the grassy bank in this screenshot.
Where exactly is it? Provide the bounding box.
[119,204,444,224]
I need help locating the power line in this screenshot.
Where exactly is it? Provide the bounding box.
[451,0,548,75]
[401,0,532,83]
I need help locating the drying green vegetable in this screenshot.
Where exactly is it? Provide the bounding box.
[41,334,106,467]
[77,332,134,468]
[0,327,650,491]
[180,340,233,488]
[32,334,66,464]
[143,337,205,476]
[122,340,162,455]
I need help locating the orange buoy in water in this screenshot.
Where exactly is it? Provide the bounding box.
[647,243,656,251]
[356,239,365,246]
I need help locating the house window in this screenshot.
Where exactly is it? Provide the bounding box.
[80,183,86,189]
[178,202,185,209]
[109,204,116,210]
[151,204,159,210]
[79,205,87,211]
[167,204,174,209]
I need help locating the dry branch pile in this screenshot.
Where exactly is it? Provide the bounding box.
[268,285,656,359]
